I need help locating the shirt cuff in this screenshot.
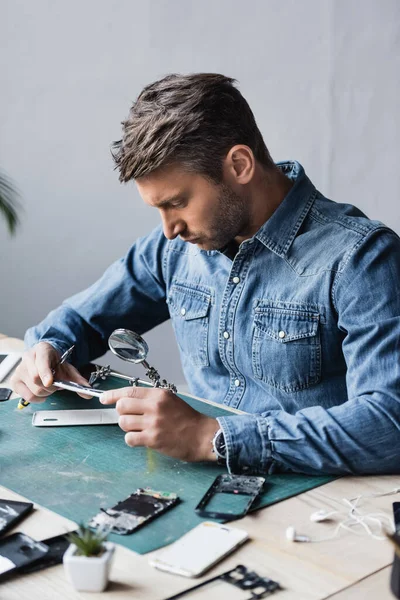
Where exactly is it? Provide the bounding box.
[24,328,70,357]
[217,414,273,474]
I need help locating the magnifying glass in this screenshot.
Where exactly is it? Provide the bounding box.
[107,329,176,392]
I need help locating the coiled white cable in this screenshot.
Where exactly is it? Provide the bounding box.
[286,486,400,543]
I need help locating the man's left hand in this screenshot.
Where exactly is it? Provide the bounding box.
[100,386,219,462]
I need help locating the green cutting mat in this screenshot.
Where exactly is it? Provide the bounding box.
[0,377,335,553]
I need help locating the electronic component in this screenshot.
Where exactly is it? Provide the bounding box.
[161,564,281,600]
[32,408,118,426]
[89,488,179,535]
[195,474,265,520]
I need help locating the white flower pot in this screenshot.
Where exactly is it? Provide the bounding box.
[63,541,115,592]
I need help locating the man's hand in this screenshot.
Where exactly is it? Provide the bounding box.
[11,342,92,403]
[100,386,219,462]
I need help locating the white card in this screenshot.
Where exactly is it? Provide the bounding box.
[32,408,119,427]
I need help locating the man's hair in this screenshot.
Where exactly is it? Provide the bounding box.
[112,73,274,182]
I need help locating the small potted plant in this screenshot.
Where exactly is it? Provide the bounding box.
[63,524,115,592]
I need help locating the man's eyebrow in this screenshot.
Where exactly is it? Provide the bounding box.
[155,195,183,207]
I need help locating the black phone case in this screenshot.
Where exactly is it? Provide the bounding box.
[18,532,74,574]
[0,388,12,402]
[0,499,34,537]
[0,533,49,582]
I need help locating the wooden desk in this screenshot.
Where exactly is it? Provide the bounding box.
[0,336,397,599]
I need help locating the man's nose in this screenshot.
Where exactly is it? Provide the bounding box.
[161,213,185,240]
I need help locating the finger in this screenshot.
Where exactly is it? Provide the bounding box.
[118,414,146,432]
[11,357,51,400]
[124,431,147,448]
[25,353,48,390]
[26,381,53,398]
[35,344,59,387]
[13,380,47,404]
[76,392,94,400]
[100,386,147,405]
[115,396,148,415]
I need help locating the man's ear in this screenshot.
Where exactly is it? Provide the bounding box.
[224,145,255,185]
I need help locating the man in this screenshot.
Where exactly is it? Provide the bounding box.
[11,73,400,475]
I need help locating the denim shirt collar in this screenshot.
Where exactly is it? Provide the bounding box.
[254,161,317,257]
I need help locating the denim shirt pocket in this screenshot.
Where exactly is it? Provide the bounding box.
[167,282,212,367]
[252,301,321,392]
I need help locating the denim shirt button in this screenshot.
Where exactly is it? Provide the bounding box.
[180,308,186,316]
[278,330,286,339]
[232,276,240,284]
[234,379,240,387]
[223,331,230,339]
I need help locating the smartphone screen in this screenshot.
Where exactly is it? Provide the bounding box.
[0,499,34,536]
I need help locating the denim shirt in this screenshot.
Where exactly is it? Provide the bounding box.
[25,161,400,475]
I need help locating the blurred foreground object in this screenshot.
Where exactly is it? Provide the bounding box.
[0,170,21,234]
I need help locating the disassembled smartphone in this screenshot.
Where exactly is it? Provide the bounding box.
[0,532,48,582]
[161,564,281,600]
[195,474,265,520]
[150,521,249,577]
[0,499,34,536]
[89,488,179,535]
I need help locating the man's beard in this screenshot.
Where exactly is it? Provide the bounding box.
[197,184,248,250]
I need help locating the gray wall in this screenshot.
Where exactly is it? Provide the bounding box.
[1,0,399,385]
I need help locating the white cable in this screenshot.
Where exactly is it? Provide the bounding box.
[286,485,400,543]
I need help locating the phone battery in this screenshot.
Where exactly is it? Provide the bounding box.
[89,488,179,535]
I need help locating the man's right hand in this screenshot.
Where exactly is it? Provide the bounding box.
[10,342,92,403]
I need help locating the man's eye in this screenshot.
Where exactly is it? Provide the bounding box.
[173,199,187,208]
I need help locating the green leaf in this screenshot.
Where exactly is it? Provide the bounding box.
[67,523,109,557]
[0,171,21,235]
